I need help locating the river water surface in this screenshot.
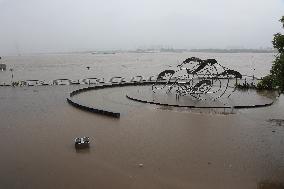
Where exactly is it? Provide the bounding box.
[0,52,283,189]
[0,52,275,83]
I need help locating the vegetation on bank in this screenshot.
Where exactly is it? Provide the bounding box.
[257,16,284,93]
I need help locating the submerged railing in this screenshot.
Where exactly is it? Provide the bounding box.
[0,75,260,88]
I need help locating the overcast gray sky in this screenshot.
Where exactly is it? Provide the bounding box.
[0,0,284,55]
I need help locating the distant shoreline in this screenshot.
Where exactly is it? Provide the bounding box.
[1,48,277,57]
[189,48,277,53]
[130,48,277,54]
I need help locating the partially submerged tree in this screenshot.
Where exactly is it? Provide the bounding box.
[257,16,284,92]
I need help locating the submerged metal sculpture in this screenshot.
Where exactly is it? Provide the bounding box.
[152,57,242,100]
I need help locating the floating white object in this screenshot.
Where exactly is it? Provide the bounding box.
[75,137,90,149]
[0,64,6,71]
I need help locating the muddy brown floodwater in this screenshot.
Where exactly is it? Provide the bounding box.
[0,85,284,189]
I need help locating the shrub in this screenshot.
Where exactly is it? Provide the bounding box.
[258,16,284,92]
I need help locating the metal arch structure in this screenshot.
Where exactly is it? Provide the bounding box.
[152,57,242,100]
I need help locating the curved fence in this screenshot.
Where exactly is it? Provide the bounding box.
[66,79,272,118]
[67,82,156,118]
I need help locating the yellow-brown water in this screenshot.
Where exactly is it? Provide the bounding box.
[0,52,275,83]
[0,85,283,188]
[0,52,283,188]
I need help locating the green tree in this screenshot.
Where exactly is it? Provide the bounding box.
[258,16,284,92]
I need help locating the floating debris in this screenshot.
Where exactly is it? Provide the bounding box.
[75,137,90,149]
[0,64,6,71]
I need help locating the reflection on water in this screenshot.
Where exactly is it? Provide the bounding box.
[75,148,91,154]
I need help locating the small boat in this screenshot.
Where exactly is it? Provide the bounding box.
[75,137,90,149]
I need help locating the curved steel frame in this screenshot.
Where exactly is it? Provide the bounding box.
[152,57,242,100]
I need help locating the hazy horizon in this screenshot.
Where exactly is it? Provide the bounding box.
[1,0,284,55]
